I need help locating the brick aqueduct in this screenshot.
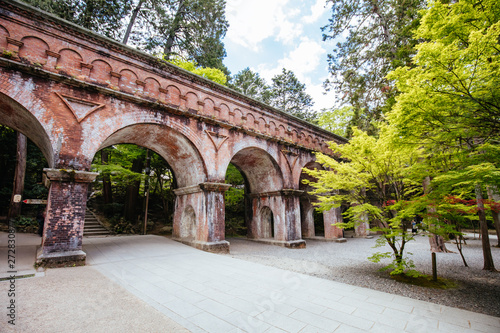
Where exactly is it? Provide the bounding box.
[0,1,347,266]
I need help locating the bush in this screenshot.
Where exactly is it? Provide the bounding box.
[11,216,38,233]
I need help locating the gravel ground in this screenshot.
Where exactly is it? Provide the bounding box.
[224,232,500,318]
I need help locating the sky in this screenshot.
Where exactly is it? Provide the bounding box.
[223,0,337,113]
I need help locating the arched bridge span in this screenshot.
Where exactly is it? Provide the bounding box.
[0,1,347,266]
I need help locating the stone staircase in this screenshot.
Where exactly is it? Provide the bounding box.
[84,209,111,236]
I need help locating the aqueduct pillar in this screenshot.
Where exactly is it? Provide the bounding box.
[248,190,305,248]
[173,183,231,253]
[36,169,98,267]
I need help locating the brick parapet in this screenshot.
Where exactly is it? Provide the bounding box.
[0,0,346,155]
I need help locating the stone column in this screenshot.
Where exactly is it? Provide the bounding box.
[249,190,306,248]
[36,168,98,267]
[300,200,315,238]
[281,189,306,248]
[173,182,231,253]
[355,212,370,237]
[323,206,345,240]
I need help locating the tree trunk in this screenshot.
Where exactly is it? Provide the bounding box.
[475,183,496,271]
[8,132,27,220]
[423,176,450,252]
[101,149,113,205]
[122,0,144,44]
[163,0,186,57]
[487,186,500,247]
[123,157,144,223]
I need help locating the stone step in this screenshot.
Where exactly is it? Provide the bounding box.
[83,209,111,236]
[84,226,108,231]
[84,231,111,236]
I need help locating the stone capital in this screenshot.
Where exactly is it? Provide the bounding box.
[173,184,202,196]
[43,168,99,183]
[281,189,304,197]
[174,183,232,196]
[199,182,231,193]
[250,191,282,198]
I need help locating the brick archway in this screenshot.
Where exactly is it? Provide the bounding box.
[299,161,344,240]
[96,123,207,187]
[0,1,347,266]
[0,91,54,167]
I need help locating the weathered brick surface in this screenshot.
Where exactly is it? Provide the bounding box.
[0,1,348,259]
[42,181,87,253]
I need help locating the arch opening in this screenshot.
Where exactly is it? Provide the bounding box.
[0,91,54,167]
[299,161,344,240]
[0,125,49,221]
[89,144,177,235]
[226,147,284,240]
[87,122,206,239]
[260,206,274,239]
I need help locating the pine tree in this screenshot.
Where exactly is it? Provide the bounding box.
[322,0,425,135]
[229,68,271,103]
[268,69,316,123]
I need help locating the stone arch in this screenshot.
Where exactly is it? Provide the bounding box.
[185,92,199,113]
[228,146,283,194]
[268,121,277,136]
[0,24,9,50]
[203,97,215,116]
[233,108,243,125]
[91,122,207,187]
[143,77,160,99]
[257,117,266,133]
[219,103,230,122]
[260,206,275,239]
[166,85,181,106]
[299,161,323,238]
[180,205,197,240]
[245,113,255,129]
[298,160,343,240]
[119,69,138,94]
[56,48,83,76]
[90,59,112,82]
[278,124,286,137]
[19,36,49,65]
[0,91,54,167]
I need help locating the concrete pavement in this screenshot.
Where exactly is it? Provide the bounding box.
[84,235,500,332]
[1,233,500,332]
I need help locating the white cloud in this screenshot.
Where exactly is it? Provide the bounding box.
[306,81,337,112]
[225,0,302,51]
[257,38,326,83]
[302,0,330,24]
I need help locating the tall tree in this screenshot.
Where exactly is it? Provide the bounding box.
[229,68,271,103]
[388,0,500,271]
[23,0,229,73]
[124,0,229,73]
[22,0,133,40]
[269,68,316,123]
[8,132,27,220]
[322,0,425,135]
[101,148,113,205]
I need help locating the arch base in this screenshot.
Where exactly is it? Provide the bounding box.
[35,249,86,268]
[172,239,230,254]
[245,238,306,249]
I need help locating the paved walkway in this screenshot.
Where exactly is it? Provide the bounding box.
[83,235,500,333]
[1,233,500,332]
